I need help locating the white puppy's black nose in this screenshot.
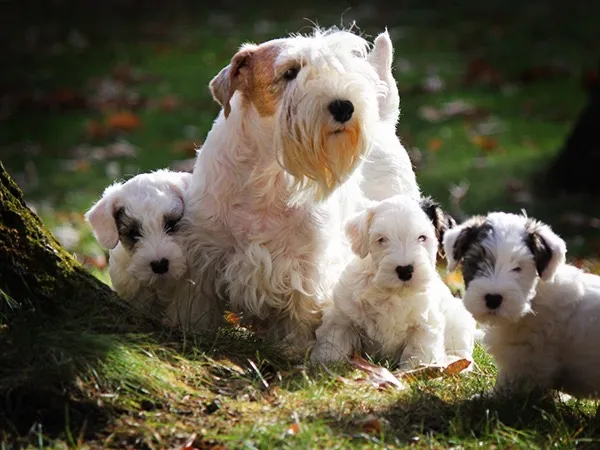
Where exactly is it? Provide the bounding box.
[485,293,503,310]
[328,99,354,123]
[395,265,414,281]
[150,258,169,274]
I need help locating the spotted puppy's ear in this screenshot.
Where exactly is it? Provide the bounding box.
[442,216,488,271]
[345,207,377,259]
[209,44,257,118]
[524,219,566,281]
[84,182,125,249]
[419,196,457,254]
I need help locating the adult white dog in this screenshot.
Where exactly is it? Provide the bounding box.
[86,170,214,330]
[444,212,600,398]
[311,195,475,367]
[184,27,420,354]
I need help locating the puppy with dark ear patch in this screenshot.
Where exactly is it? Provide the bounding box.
[443,211,600,400]
[419,196,457,258]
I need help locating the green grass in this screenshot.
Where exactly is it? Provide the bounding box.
[2,0,600,448]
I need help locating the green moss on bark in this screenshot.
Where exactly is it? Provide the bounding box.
[0,163,119,321]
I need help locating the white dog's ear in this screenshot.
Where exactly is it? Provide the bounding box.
[85,184,123,249]
[367,30,399,123]
[166,172,192,201]
[525,219,566,281]
[419,196,456,251]
[209,45,257,118]
[443,216,488,271]
[345,208,375,259]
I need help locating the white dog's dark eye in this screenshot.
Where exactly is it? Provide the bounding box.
[418,235,427,242]
[128,228,141,242]
[512,266,522,273]
[282,67,300,81]
[377,236,387,244]
[164,218,181,234]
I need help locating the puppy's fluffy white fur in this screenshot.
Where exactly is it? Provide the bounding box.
[183,28,420,354]
[444,212,600,398]
[311,195,476,367]
[86,170,215,330]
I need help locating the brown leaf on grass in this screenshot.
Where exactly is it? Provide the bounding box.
[471,135,498,152]
[428,138,443,152]
[224,311,241,326]
[106,111,141,132]
[396,358,472,382]
[350,354,407,390]
[357,414,384,435]
[286,423,301,436]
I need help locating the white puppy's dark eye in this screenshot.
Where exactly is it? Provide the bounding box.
[164,217,181,234]
[128,228,141,242]
[511,266,522,273]
[418,235,427,242]
[282,66,300,81]
[377,236,387,244]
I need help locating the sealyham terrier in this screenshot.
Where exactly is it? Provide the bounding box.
[183,27,420,354]
[86,170,213,330]
[311,195,476,367]
[444,211,600,398]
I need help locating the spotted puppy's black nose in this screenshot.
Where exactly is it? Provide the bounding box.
[395,265,414,281]
[328,99,354,123]
[485,293,503,310]
[150,258,169,274]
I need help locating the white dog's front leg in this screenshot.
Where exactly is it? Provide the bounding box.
[400,324,445,369]
[311,312,360,364]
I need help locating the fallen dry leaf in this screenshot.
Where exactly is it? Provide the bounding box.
[350,354,407,390]
[286,423,301,436]
[106,111,141,132]
[428,138,443,152]
[357,414,383,435]
[396,358,471,382]
[471,135,498,152]
[224,311,241,326]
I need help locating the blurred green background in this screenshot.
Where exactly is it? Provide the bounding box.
[2,0,599,273]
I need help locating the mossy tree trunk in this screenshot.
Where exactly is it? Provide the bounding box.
[0,162,126,323]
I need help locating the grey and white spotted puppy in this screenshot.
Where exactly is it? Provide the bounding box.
[86,169,202,330]
[443,211,600,399]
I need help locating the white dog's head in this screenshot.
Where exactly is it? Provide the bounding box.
[443,212,567,325]
[345,195,456,293]
[210,27,394,201]
[85,170,191,286]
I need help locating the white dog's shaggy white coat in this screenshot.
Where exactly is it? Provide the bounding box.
[444,212,600,398]
[85,170,214,330]
[183,28,420,354]
[311,195,476,366]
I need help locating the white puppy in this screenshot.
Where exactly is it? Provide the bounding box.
[184,28,421,354]
[311,195,476,367]
[85,170,210,330]
[444,211,600,398]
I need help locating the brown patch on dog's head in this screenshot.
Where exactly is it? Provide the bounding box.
[209,42,288,118]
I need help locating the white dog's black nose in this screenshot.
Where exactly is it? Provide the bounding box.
[485,293,503,310]
[328,99,354,123]
[150,258,169,274]
[395,265,414,281]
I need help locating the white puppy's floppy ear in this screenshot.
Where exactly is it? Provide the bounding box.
[345,208,376,259]
[166,171,192,202]
[209,44,257,118]
[524,219,566,282]
[443,216,488,271]
[84,183,123,250]
[367,30,399,124]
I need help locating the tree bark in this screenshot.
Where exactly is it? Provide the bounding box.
[545,69,600,195]
[0,162,126,323]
